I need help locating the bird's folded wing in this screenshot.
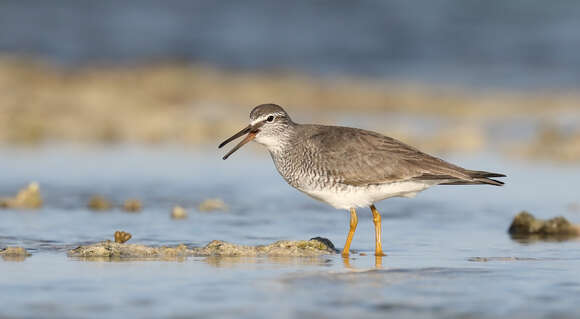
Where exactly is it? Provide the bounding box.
[304,126,476,186]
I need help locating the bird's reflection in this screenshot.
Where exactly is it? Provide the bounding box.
[342,254,384,270]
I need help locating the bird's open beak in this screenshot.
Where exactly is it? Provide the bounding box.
[218,123,261,160]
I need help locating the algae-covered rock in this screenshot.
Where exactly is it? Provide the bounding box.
[198,198,228,212]
[0,247,31,256]
[195,238,336,257]
[114,231,132,243]
[171,205,187,219]
[68,240,173,258]
[122,199,142,212]
[68,237,336,258]
[508,211,580,241]
[0,182,43,209]
[88,195,112,211]
[1,247,31,261]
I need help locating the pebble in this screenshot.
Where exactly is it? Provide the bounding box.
[171,206,188,219]
[198,198,228,212]
[123,199,142,212]
[114,231,132,243]
[508,211,580,240]
[88,195,112,211]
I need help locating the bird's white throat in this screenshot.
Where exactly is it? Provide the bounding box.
[254,130,293,154]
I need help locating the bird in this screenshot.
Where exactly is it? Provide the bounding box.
[219,104,505,257]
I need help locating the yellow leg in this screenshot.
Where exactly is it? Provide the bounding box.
[342,256,353,269]
[370,204,386,256]
[341,208,358,257]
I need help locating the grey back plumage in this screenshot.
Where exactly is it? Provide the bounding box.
[273,124,504,188]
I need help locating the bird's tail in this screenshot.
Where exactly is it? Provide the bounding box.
[439,170,506,186]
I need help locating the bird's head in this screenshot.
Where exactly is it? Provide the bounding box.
[219,104,295,159]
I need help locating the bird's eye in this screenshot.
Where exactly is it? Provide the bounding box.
[266,115,274,122]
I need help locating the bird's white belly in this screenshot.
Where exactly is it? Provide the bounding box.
[301,180,438,210]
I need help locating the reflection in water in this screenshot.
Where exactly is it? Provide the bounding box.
[509,234,580,244]
[203,256,331,268]
[72,256,187,262]
[70,255,333,266]
[375,255,383,269]
[69,254,388,271]
[2,255,28,262]
[70,253,388,270]
[342,255,384,270]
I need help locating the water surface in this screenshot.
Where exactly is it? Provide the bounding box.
[1,1,579,88]
[1,145,579,318]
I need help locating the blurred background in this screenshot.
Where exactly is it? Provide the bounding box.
[0,0,578,160]
[1,2,580,318]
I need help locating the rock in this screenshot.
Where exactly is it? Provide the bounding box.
[195,238,337,257]
[1,247,31,261]
[122,199,142,212]
[0,247,30,256]
[68,237,336,258]
[114,231,132,243]
[310,236,336,251]
[508,211,580,241]
[68,240,176,258]
[171,205,187,219]
[0,182,43,209]
[198,198,228,212]
[88,195,112,211]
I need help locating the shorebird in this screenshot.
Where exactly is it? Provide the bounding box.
[219,104,505,257]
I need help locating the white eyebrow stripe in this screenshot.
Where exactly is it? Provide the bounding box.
[250,112,284,125]
[250,118,264,126]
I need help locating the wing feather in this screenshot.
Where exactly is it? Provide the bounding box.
[300,125,503,186]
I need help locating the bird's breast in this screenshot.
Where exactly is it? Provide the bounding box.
[269,149,333,191]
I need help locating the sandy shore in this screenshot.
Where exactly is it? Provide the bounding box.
[1,57,579,160]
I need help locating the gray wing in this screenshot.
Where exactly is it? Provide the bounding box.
[301,125,504,186]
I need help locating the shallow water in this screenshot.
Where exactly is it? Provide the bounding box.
[1,145,580,319]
